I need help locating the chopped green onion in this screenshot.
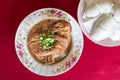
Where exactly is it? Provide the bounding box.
[38,29,60,50]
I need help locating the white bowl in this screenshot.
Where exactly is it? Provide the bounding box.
[15,8,84,76]
[77,0,120,47]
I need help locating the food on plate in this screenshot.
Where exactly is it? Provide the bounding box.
[83,0,113,19]
[27,19,72,65]
[83,0,120,42]
[95,15,118,33]
[83,16,100,33]
[83,4,100,19]
[91,25,110,42]
[95,0,113,14]
[91,15,118,41]
[112,5,120,22]
[110,29,120,41]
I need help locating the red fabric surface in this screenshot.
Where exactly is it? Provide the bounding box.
[1,0,120,80]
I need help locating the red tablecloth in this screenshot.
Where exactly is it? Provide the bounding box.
[1,0,120,80]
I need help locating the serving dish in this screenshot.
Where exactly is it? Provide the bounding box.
[77,0,120,47]
[15,8,83,76]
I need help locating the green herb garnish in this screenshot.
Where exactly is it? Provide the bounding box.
[39,30,57,50]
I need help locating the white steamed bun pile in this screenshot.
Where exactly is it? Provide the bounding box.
[83,0,120,42]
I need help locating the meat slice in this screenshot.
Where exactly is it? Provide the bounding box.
[49,20,72,39]
[45,55,54,64]
[27,20,72,64]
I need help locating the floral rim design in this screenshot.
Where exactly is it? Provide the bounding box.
[15,29,34,69]
[33,8,70,21]
[15,8,83,76]
[53,42,82,74]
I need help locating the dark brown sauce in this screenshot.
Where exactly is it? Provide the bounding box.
[27,19,72,65]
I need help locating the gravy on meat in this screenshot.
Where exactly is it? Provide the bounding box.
[27,19,72,65]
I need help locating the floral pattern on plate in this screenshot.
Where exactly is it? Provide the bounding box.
[53,42,82,74]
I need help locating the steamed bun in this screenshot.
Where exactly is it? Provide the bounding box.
[83,16,100,33]
[83,4,100,19]
[83,0,120,42]
[91,25,110,42]
[83,0,113,19]
[98,15,119,33]
[112,5,120,22]
[91,15,120,41]
[110,29,120,41]
[95,0,113,14]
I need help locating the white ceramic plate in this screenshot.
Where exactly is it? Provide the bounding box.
[15,8,83,76]
[77,0,120,47]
